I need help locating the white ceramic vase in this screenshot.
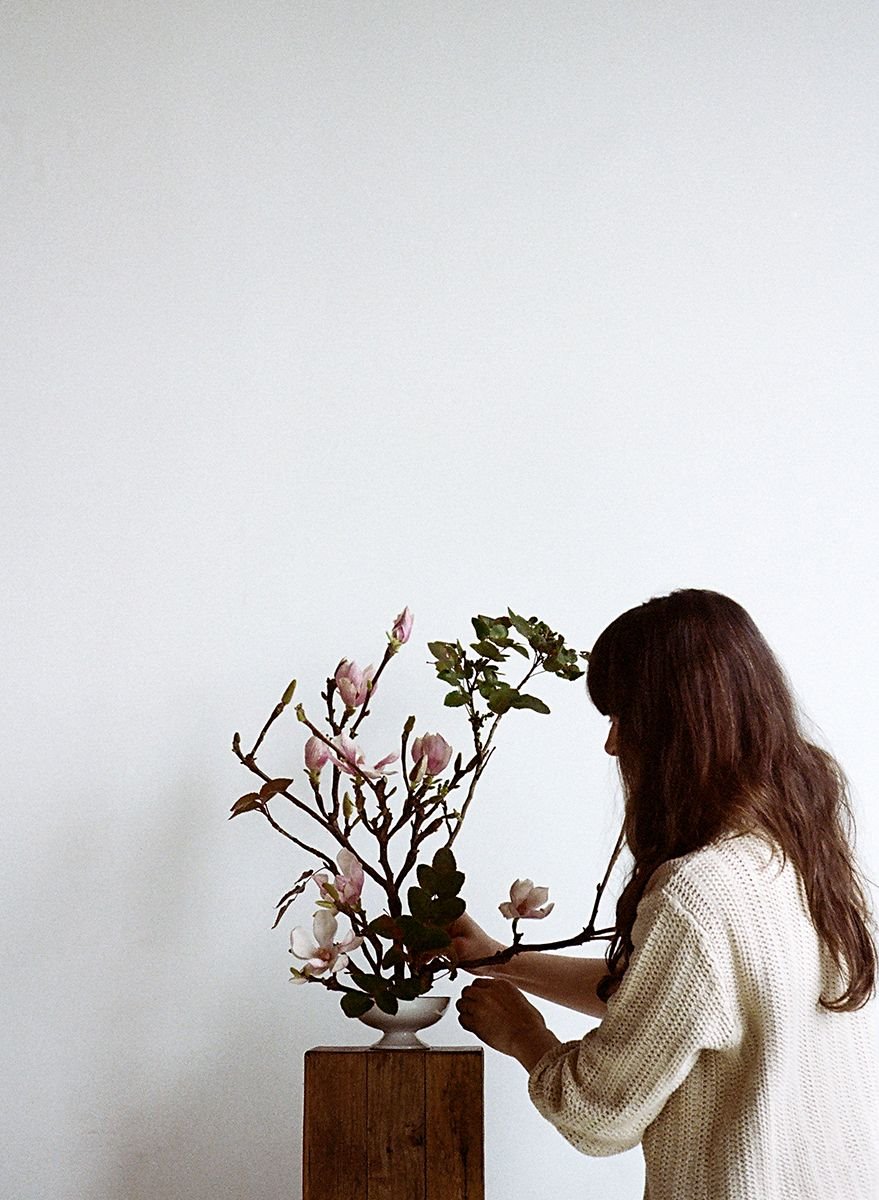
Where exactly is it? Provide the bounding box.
[357,996,450,1049]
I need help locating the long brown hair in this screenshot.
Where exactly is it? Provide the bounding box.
[587,588,875,1011]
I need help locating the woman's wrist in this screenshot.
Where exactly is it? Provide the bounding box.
[510,1025,560,1073]
[488,954,513,979]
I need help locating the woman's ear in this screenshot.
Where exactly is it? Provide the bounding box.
[604,716,619,757]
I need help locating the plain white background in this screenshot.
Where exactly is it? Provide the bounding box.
[2,2,878,1196]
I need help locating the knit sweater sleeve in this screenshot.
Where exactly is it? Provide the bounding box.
[527,879,737,1157]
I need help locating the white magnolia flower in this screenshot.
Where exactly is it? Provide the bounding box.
[498,878,554,920]
[289,910,362,983]
[329,733,398,780]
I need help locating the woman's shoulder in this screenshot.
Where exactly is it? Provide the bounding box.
[642,833,790,932]
[648,831,780,888]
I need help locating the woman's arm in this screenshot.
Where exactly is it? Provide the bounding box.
[450,914,608,1019]
[499,951,608,1019]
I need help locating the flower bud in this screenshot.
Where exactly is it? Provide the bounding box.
[411,732,453,777]
[389,606,414,650]
[304,735,330,775]
[334,660,375,709]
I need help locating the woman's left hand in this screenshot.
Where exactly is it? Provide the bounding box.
[456,978,560,1069]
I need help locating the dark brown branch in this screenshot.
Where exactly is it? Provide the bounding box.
[258,805,337,873]
[459,924,617,971]
[447,656,542,847]
[585,825,626,932]
[348,643,395,738]
[246,679,296,760]
[233,739,391,896]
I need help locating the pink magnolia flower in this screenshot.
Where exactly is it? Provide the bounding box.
[498,879,554,920]
[313,848,365,910]
[389,606,414,648]
[304,735,330,775]
[289,910,362,982]
[334,660,375,709]
[330,733,398,780]
[411,732,453,778]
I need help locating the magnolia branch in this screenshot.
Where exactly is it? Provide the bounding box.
[459,923,618,972]
[447,657,542,847]
[232,737,392,896]
[459,824,626,972]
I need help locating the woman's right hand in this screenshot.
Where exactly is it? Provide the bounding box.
[449,912,507,976]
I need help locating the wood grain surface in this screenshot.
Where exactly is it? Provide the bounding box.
[302,1048,483,1200]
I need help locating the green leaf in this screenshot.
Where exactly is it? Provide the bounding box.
[398,916,452,953]
[487,687,516,715]
[470,640,506,662]
[510,693,551,715]
[507,609,536,640]
[429,896,466,925]
[341,991,374,1018]
[433,870,465,899]
[368,915,401,940]
[382,944,405,969]
[432,847,458,875]
[393,976,430,1001]
[374,990,399,1016]
[471,616,490,639]
[444,691,468,707]
[416,864,439,893]
[407,886,432,922]
[428,641,457,663]
[349,969,383,995]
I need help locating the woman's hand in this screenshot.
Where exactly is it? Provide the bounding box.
[456,978,560,1070]
[448,913,506,976]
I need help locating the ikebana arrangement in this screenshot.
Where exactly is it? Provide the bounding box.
[231,607,622,1019]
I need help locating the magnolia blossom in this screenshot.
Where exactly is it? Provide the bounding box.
[313,848,365,910]
[390,606,414,648]
[411,732,453,779]
[304,735,330,775]
[334,659,375,709]
[289,910,362,982]
[330,732,398,780]
[498,879,554,920]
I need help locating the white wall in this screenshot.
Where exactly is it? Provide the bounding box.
[2,2,877,1197]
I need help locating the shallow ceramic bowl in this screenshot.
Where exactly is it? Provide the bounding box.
[358,996,450,1049]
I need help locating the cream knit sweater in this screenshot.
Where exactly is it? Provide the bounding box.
[527,833,879,1199]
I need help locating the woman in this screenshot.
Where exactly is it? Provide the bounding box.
[454,589,878,1200]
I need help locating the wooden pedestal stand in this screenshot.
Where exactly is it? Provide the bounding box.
[302,1046,484,1200]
